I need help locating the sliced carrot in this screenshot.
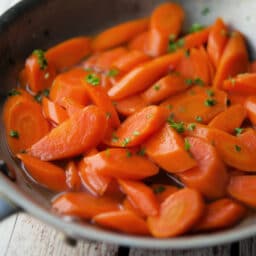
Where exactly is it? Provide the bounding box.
[18,68,28,88]
[93,210,149,235]
[128,31,149,52]
[141,73,188,104]
[151,184,179,203]
[194,198,246,232]
[207,18,229,68]
[249,60,256,73]
[147,188,205,238]
[228,175,256,208]
[245,96,256,125]
[118,179,159,217]
[238,128,256,152]
[46,37,91,71]
[178,137,228,199]
[29,105,107,161]
[108,50,183,100]
[52,192,120,219]
[106,106,167,147]
[83,148,159,180]
[92,18,149,51]
[17,154,67,192]
[146,2,184,56]
[60,97,84,117]
[144,124,197,173]
[101,74,114,91]
[84,148,99,157]
[122,198,146,218]
[65,161,81,191]
[209,104,246,133]
[228,93,248,106]
[213,32,249,89]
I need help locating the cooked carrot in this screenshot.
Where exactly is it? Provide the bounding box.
[18,68,28,88]
[161,86,227,124]
[238,128,256,152]
[228,175,256,208]
[82,148,159,180]
[249,61,256,73]
[84,148,99,157]
[209,104,246,133]
[60,97,84,117]
[3,93,50,154]
[151,184,179,203]
[65,161,81,191]
[52,192,120,219]
[118,179,159,216]
[128,31,149,52]
[178,137,228,199]
[245,96,256,125]
[228,93,248,106]
[144,124,197,173]
[147,188,205,238]
[194,198,246,232]
[207,18,229,68]
[42,97,68,125]
[106,106,167,147]
[213,31,249,89]
[45,37,91,71]
[93,210,149,235]
[29,105,107,161]
[146,2,184,56]
[141,73,188,104]
[92,18,149,51]
[122,198,146,218]
[108,50,183,100]
[17,154,67,192]
[101,74,114,91]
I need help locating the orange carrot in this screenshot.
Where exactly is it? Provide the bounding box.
[144,124,197,173]
[29,105,107,161]
[60,97,84,117]
[228,93,248,106]
[65,161,81,191]
[46,37,91,71]
[128,31,149,52]
[238,128,256,152]
[18,68,28,88]
[92,18,149,51]
[151,184,179,203]
[249,61,256,73]
[122,198,146,218]
[93,210,150,235]
[245,96,256,125]
[17,154,67,192]
[147,188,205,238]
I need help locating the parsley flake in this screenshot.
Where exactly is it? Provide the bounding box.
[195,116,203,122]
[189,23,204,33]
[111,133,119,143]
[187,123,196,131]
[168,38,185,53]
[126,151,132,158]
[154,84,161,91]
[168,119,185,133]
[205,98,217,107]
[185,78,194,86]
[206,89,214,97]
[153,185,166,194]
[184,49,190,57]
[122,137,131,147]
[85,73,100,86]
[137,148,146,156]
[33,49,48,70]
[235,145,242,152]
[107,69,119,77]
[201,7,210,16]
[8,89,21,97]
[184,138,191,151]
[9,130,19,138]
[194,78,205,86]
[234,128,244,136]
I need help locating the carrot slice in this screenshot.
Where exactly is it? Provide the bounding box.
[178,137,228,199]
[213,32,249,89]
[17,154,67,192]
[144,124,197,173]
[92,18,149,51]
[128,31,149,52]
[245,96,256,126]
[118,179,159,217]
[93,210,150,235]
[147,188,205,238]
[146,2,184,56]
[151,184,179,203]
[106,106,167,147]
[209,104,246,133]
[108,50,183,100]
[238,128,256,152]
[60,97,84,117]
[249,61,256,73]
[228,175,256,207]
[122,198,146,218]
[194,199,246,232]
[52,192,120,219]
[65,161,81,191]
[46,37,91,71]
[228,93,248,106]
[83,148,159,180]
[29,105,107,161]
[141,73,188,104]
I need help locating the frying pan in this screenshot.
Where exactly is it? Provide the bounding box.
[0,0,256,249]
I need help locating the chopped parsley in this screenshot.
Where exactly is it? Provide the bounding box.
[33,49,48,70]
[154,84,161,91]
[137,147,146,156]
[153,185,166,194]
[107,69,119,77]
[201,7,210,16]
[187,123,196,131]
[168,118,185,133]
[195,116,203,122]
[185,78,194,86]
[168,38,185,53]
[167,104,173,110]
[34,89,50,103]
[234,128,244,136]
[8,89,21,97]
[184,138,191,151]
[194,78,205,86]
[205,98,217,107]
[85,73,100,86]
[189,23,204,33]
[206,89,214,97]
[126,151,132,158]
[122,137,131,147]
[235,145,242,152]
[111,133,119,143]
[9,130,19,138]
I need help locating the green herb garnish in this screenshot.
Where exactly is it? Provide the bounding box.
[111,133,119,143]
[206,89,214,97]
[189,23,204,33]
[154,84,161,91]
[9,130,19,139]
[194,78,205,86]
[85,73,100,86]
[235,145,241,152]
[187,123,196,131]
[234,128,244,136]
[33,49,48,70]
[205,98,217,107]
[195,116,203,122]
[137,148,146,156]
[153,185,166,194]
[126,151,132,158]
[201,7,210,16]
[107,69,119,77]
[184,138,191,151]
[185,78,194,86]
[122,137,131,147]
[8,89,21,97]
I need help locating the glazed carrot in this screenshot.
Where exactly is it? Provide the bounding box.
[209,104,246,133]
[151,184,179,203]
[146,2,185,56]
[213,32,249,89]
[60,97,84,117]
[18,68,28,88]
[93,210,150,235]
[52,192,120,219]
[3,93,50,154]
[25,51,56,92]
[194,199,246,232]
[92,18,149,51]
[128,31,149,52]
[65,161,81,191]
[161,86,227,124]
[178,137,228,199]
[147,188,205,238]
[118,179,159,217]
[228,175,256,208]
[101,74,114,91]
[122,198,146,218]
[249,61,256,73]
[42,97,68,125]
[108,50,184,100]
[238,128,256,152]
[17,154,67,192]
[82,148,159,180]
[245,96,256,125]
[144,124,197,173]
[141,73,188,104]
[45,37,91,71]
[228,93,248,106]
[29,105,107,161]
[50,68,89,106]
[106,106,167,147]
[207,18,229,68]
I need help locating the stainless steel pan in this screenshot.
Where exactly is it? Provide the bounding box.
[1,0,256,249]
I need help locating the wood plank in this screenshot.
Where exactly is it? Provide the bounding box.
[5,213,118,256]
[239,238,256,256]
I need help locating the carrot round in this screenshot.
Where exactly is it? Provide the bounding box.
[60,97,84,117]
[65,161,81,191]
[147,188,205,238]
[238,128,256,152]
[128,31,149,53]
[151,184,179,203]
[122,198,146,218]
